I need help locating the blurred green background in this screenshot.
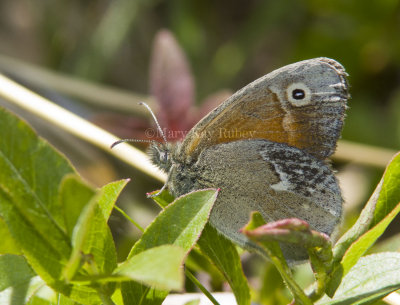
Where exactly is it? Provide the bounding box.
[0,0,399,299]
[1,0,399,148]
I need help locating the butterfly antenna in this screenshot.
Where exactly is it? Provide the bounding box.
[138,102,168,143]
[110,138,155,149]
[111,102,168,149]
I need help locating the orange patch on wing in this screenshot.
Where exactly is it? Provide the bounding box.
[184,93,313,158]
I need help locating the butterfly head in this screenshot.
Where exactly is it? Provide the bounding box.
[147,141,176,173]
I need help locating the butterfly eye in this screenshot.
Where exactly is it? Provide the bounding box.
[161,151,169,162]
[287,82,312,106]
[292,89,305,100]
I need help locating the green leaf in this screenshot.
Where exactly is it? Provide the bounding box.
[57,294,81,305]
[149,189,175,209]
[0,276,46,305]
[114,245,185,291]
[63,177,124,289]
[0,176,108,303]
[111,288,124,305]
[0,217,21,255]
[0,108,71,283]
[371,153,400,226]
[59,174,96,239]
[332,153,400,263]
[121,189,218,305]
[0,264,61,305]
[72,245,186,292]
[128,189,218,257]
[327,201,400,296]
[318,253,400,305]
[0,275,80,305]
[121,281,162,305]
[0,193,100,304]
[0,108,122,304]
[27,298,56,305]
[59,176,125,304]
[343,202,400,271]
[0,189,67,290]
[368,232,400,253]
[0,107,74,258]
[63,187,98,282]
[97,179,129,220]
[327,153,400,296]
[0,254,35,292]
[197,224,251,305]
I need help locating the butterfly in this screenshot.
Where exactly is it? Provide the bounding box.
[118,57,349,262]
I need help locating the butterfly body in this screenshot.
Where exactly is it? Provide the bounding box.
[148,57,349,262]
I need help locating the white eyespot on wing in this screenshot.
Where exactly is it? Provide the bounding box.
[286,82,312,106]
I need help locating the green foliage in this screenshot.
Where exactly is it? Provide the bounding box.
[152,190,251,305]
[0,107,400,305]
[127,189,217,257]
[120,189,218,305]
[0,254,35,292]
[0,108,217,304]
[114,245,185,291]
[318,253,400,305]
[2,2,400,303]
[0,218,20,255]
[8,0,398,151]
[239,153,400,304]
[327,153,400,296]
[197,225,251,305]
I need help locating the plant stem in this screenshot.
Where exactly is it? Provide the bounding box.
[185,268,220,305]
[0,73,166,182]
[97,288,116,305]
[271,258,312,305]
[260,242,312,305]
[115,205,144,232]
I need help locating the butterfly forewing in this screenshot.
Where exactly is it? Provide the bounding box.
[179,57,349,161]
